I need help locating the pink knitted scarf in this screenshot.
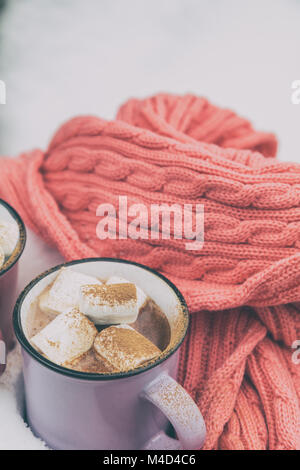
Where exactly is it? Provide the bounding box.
[0,94,299,449]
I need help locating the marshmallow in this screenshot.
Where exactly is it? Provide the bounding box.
[93,325,161,372]
[79,283,138,324]
[106,276,147,310]
[39,268,102,315]
[0,245,4,269]
[66,349,114,374]
[0,219,19,257]
[31,308,97,366]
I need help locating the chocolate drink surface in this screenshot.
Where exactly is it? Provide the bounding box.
[26,270,171,374]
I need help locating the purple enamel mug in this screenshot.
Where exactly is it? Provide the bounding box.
[0,199,26,351]
[13,258,206,450]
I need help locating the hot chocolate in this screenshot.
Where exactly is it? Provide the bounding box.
[26,268,171,374]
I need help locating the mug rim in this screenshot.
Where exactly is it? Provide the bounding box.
[13,257,189,381]
[0,199,26,278]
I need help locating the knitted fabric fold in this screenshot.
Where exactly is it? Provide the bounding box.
[0,93,299,449]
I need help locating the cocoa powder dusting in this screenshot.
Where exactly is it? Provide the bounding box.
[65,349,114,373]
[94,326,161,372]
[82,283,137,306]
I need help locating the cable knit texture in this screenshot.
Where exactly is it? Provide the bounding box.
[0,93,299,450]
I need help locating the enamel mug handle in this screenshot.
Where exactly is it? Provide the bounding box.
[141,372,206,450]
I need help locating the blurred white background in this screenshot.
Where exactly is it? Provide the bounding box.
[0,0,300,290]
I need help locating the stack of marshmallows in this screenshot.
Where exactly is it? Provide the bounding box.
[0,218,19,270]
[31,268,162,372]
